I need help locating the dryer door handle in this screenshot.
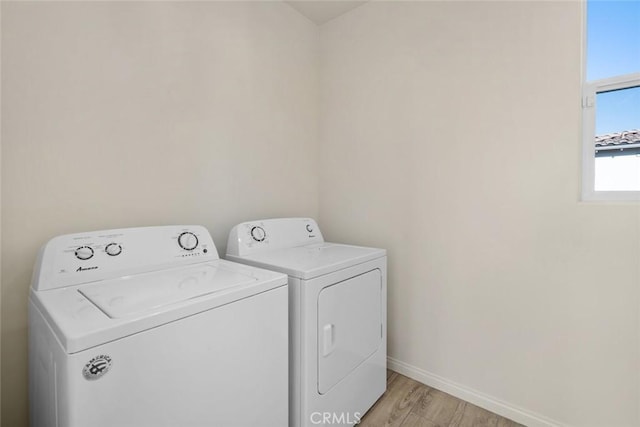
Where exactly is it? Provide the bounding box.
[322,324,335,357]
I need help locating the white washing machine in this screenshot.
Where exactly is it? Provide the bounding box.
[29,225,288,427]
[226,218,387,427]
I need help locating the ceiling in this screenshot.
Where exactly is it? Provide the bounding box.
[285,1,368,25]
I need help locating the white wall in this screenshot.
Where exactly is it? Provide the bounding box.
[0,2,318,426]
[319,2,640,426]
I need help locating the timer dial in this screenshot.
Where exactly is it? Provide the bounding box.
[250,226,266,242]
[75,246,94,261]
[105,243,122,256]
[178,232,198,251]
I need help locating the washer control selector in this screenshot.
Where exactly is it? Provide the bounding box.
[250,226,266,242]
[105,243,122,256]
[178,232,199,251]
[75,246,94,261]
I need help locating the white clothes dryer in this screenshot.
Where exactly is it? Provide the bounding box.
[226,218,387,427]
[29,225,288,427]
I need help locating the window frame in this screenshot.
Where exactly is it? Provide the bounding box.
[581,2,640,202]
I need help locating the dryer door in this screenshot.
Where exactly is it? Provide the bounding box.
[317,269,382,394]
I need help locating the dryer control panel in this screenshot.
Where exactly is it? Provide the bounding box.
[32,225,218,291]
[226,218,324,257]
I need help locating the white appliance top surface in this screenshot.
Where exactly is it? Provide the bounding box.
[78,263,257,319]
[228,243,385,280]
[31,259,286,354]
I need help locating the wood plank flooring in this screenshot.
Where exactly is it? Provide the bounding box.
[359,371,524,427]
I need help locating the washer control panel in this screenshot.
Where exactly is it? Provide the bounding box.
[226,218,324,257]
[33,225,218,291]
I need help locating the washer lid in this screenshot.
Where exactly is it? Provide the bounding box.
[30,259,287,354]
[228,243,386,279]
[78,264,256,318]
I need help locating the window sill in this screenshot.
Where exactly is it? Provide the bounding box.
[581,190,640,203]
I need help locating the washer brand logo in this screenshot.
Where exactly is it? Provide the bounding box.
[76,266,98,272]
[82,355,112,380]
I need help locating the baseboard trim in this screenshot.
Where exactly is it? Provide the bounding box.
[387,357,569,427]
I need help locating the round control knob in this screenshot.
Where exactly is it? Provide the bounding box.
[75,246,94,261]
[178,232,198,251]
[250,226,266,242]
[105,243,122,257]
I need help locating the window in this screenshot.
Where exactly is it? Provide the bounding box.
[582,0,640,200]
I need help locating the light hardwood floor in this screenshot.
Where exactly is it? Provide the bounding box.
[359,371,524,427]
